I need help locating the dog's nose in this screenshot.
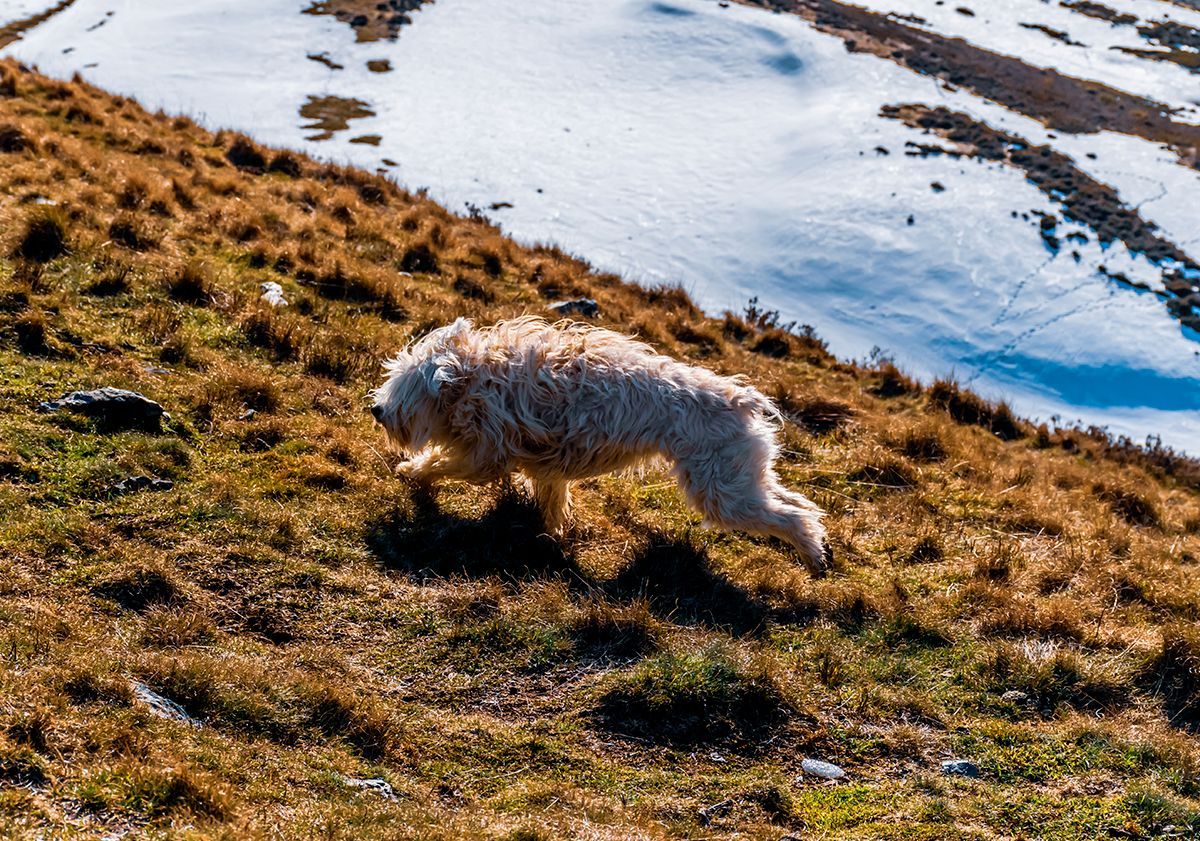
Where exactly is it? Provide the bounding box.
[370,404,383,422]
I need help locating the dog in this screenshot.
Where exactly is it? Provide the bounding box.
[369,317,829,574]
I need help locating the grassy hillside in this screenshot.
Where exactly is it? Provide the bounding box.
[1,59,1200,839]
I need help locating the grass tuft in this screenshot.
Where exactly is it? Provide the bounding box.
[13,207,69,262]
[165,259,214,304]
[594,645,789,744]
[929,378,1024,440]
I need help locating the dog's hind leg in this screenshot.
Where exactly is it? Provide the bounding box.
[528,478,572,534]
[674,456,828,575]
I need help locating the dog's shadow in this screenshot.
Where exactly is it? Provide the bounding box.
[365,484,584,582]
[604,532,773,637]
[367,487,779,636]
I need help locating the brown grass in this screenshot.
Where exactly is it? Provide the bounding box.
[0,57,1198,840]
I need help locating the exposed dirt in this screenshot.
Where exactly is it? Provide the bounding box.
[881,103,1200,330]
[1117,45,1200,72]
[1124,19,1200,73]
[0,0,76,48]
[1140,19,1200,50]
[306,51,344,71]
[1019,22,1085,47]
[1059,4,1200,73]
[737,0,1200,169]
[298,94,375,141]
[303,0,432,42]
[1060,1,1137,26]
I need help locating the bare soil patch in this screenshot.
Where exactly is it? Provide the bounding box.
[303,0,432,42]
[738,0,1200,169]
[882,103,1200,330]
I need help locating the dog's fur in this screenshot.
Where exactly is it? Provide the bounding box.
[370,317,829,573]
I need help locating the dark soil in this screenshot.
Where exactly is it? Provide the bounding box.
[738,0,1200,169]
[0,0,76,49]
[1019,22,1084,47]
[299,95,375,142]
[303,0,432,42]
[880,103,1200,331]
[1060,1,1136,26]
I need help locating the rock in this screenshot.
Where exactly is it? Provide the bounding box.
[132,681,201,727]
[941,759,980,778]
[260,281,288,307]
[547,298,599,318]
[344,776,397,800]
[697,797,736,826]
[37,387,166,431]
[110,475,174,495]
[800,759,846,780]
[1001,690,1030,704]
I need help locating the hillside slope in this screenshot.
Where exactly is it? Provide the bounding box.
[1,60,1200,839]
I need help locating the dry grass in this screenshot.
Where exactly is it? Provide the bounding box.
[0,59,1198,839]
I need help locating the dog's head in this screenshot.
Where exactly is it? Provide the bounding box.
[370,318,472,453]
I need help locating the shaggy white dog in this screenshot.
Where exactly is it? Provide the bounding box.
[370,317,829,574]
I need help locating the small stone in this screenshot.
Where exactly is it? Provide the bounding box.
[941,759,980,778]
[697,797,735,826]
[1001,690,1030,704]
[132,681,200,727]
[344,776,397,800]
[801,759,845,780]
[37,387,165,431]
[110,475,174,495]
[547,298,599,318]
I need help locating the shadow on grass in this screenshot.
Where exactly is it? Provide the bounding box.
[606,533,773,637]
[364,485,582,582]
[367,489,785,636]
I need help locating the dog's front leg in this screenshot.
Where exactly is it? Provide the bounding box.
[396,446,502,485]
[394,447,452,483]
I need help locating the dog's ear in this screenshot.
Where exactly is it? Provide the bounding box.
[423,352,462,394]
[425,318,472,396]
[423,317,473,349]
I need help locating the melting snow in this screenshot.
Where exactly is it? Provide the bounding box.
[5,0,1200,450]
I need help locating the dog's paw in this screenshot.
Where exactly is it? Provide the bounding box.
[394,460,435,490]
[394,460,418,479]
[801,541,833,578]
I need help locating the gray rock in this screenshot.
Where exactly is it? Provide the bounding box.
[698,798,735,826]
[37,387,166,431]
[110,475,174,495]
[344,776,397,800]
[547,298,599,318]
[941,759,980,778]
[800,758,846,780]
[1001,690,1030,704]
[132,681,201,727]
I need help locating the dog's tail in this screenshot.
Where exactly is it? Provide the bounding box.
[730,385,784,428]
